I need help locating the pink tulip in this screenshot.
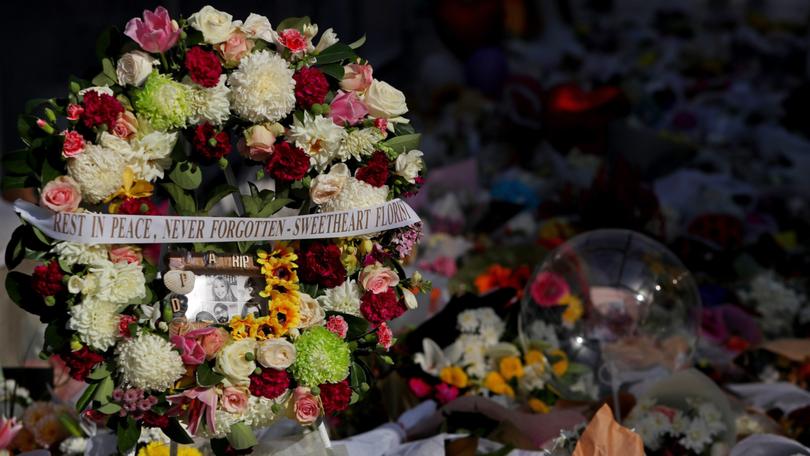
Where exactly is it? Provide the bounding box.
[0,416,22,449]
[124,7,180,53]
[329,90,368,126]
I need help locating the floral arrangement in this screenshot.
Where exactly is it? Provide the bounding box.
[625,397,727,455]
[410,308,595,411]
[4,5,426,454]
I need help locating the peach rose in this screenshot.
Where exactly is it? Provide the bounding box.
[359,262,400,294]
[112,111,138,140]
[218,30,254,66]
[40,176,81,212]
[297,293,325,328]
[340,63,373,92]
[221,386,249,413]
[310,164,350,205]
[200,327,230,360]
[291,387,320,425]
[108,246,143,265]
[240,124,276,161]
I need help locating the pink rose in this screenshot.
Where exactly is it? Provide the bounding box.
[292,387,321,425]
[408,377,433,399]
[325,315,348,339]
[40,176,81,212]
[112,111,138,140]
[530,272,570,307]
[277,29,309,53]
[359,262,400,294]
[171,335,206,365]
[239,124,276,161]
[62,130,85,157]
[199,327,229,360]
[340,64,373,92]
[124,6,181,53]
[221,386,249,413]
[329,90,368,126]
[217,30,254,66]
[66,104,84,121]
[109,246,143,265]
[435,383,459,404]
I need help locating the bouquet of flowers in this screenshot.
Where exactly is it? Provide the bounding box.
[625,397,727,455]
[4,5,426,454]
[410,308,595,412]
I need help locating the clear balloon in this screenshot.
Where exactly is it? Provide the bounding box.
[519,229,701,389]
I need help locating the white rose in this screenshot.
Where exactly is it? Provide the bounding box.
[297,293,325,328]
[215,339,256,386]
[116,51,157,87]
[239,13,277,42]
[314,28,338,54]
[401,288,418,310]
[189,5,236,44]
[256,338,296,369]
[364,80,408,118]
[310,163,350,204]
[394,149,424,184]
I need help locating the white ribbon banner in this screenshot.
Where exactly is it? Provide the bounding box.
[13,199,420,245]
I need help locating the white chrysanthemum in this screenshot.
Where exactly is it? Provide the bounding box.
[67,142,127,204]
[679,418,713,453]
[336,128,384,162]
[244,395,285,427]
[289,113,346,171]
[457,310,480,333]
[52,242,109,267]
[129,131,177,181]
[520,363,548,392]
[320,177,388,213]
[116,333,185,391]
[740,271,805,334]
[317,279,362,316]
[68,297,120,351]
[188,75,231,125]
[527,320,560,348]
[59,436,88,456]
[85,260,146,304]
[228,50,295,122]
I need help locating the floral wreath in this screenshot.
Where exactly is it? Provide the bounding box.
[4,5,427,454]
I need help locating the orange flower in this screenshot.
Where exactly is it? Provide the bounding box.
[528,398,551,414]
[439,366,469,389]
[484,371,514,397]
[499,356,525,380]
[524,350,545,366]
[548,348,569,376]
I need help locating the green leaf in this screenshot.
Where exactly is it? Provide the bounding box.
[382,134,421,155]
[41,157,61,185]
[161,183,197,216]
[339,313,370,341]
[76,382,99,412]
[117,417,141,453]
[348,35,366,50]
[316,43,356,65]
[96,402,122,415]
[319,63,345,80]
[5,225,27,270]
[255,198,292,218]
[1,175,32,190]
[196,362,225,387]
[101,58,118,85]
[95,27,113,60]
[44,321,69,353]
[58,412,84,437]
[238,241,255,254]
[276,16,311,32]
[227,422,258,450]
[5,271,55,321]
[3,150,34,175]
[94,375,114,404]
[349,361,367,390]
[203,184,238,213]
[169,161,203,190]
[87,363,111,381]
[91,72,115,88]
[163,418,195,444]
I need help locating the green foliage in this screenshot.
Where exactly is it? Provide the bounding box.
[227,422,258,450]
[117,417,141,453]
[169,161,203,190]
[381,133,421,156]
[196,362,225,387]
[316,43,357,65]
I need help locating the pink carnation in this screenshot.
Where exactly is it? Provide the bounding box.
[325,315,348,339]
[277,29,309,53]
[377,322,393,350]
[62,130,85,157]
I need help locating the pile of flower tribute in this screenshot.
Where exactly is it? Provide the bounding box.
[3,5,426,454]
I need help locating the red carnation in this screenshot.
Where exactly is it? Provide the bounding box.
[81,90,124,129]
[293,67,329,109]
[264,141,310,182]
[360,289,406,325]
[319,380,351,415]
[298,243,346,288]
[117,197,159,215]
[185,46,222,88]
[61,347,104,381]
[355,151,390,187]
[249,368,290,399]
[32,260,64,297]
[193,123,231,162]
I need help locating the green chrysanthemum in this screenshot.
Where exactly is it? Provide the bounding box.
[291,326,351,386]
[133,71,192,131]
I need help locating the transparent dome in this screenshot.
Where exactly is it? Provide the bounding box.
[519,229,701,383]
